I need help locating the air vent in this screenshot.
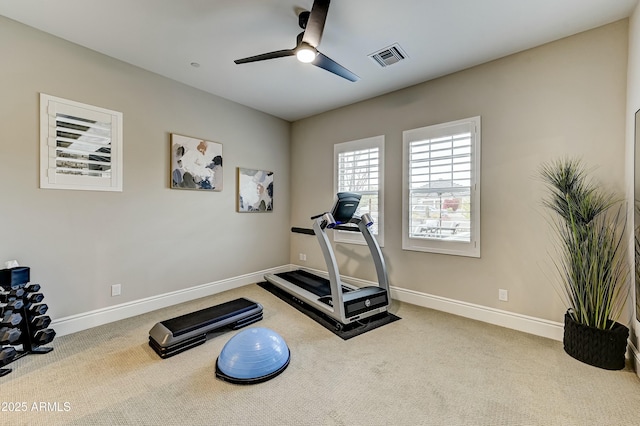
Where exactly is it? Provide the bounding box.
[368,43,408,67]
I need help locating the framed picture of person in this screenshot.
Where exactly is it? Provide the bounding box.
[170,133,222,191]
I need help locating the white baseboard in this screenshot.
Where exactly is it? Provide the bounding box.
[390,286,564,341]
[298,265,564,341]
[52,263,563,342]
[51,265,290,337]
[628,339,640,377]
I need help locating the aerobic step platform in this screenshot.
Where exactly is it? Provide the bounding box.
[148,297,263,359]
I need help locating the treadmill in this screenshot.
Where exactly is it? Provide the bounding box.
[264,192,390,327]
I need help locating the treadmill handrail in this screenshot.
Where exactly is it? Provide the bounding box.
[333,224,360,232]
[291,227,315,235]
[310,214,389,323]
[312,218,347,320]
[292,224,360,235]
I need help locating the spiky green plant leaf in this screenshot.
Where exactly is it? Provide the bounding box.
[540,158,628,329]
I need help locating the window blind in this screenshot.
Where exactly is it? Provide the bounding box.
[337,147,379,194]
[338,147,379,235]
[334,136,385,245]
[40,93,123,191]
[54,113,113,177]
[402,117,480,258]
[408,129,472,241]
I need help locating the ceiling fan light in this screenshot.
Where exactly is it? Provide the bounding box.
[296,46,317,63]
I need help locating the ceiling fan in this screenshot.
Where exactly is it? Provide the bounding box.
[234,0,359,82]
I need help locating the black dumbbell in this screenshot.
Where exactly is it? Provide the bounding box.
[1,312,22,327]
[25,293,44,304]
[0,327,21,344]
[7,288,25,297]
[24,284,41,293]
[0,299,24,312]
[30,315,50,330]
[0,288,24,301]
[0,305,12,317]
[3,283,25,292]
[0,346,16,366]
[33,328,55,346]
[27,303,47,316]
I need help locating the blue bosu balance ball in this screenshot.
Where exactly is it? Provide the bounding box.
[215,327,290,384]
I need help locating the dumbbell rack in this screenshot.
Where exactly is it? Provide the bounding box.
[0,266,55,376]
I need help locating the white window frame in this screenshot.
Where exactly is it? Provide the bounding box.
[402,117,480,257]
[334,135,384,246]
[40,93,123,191]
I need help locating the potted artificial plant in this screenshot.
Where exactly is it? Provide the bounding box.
[539,158,629,370]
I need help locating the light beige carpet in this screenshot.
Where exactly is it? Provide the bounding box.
[1,284,639,426]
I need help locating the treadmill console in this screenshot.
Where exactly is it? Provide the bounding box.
[330,192,361,224]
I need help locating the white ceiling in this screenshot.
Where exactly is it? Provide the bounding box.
[1,0,637,121]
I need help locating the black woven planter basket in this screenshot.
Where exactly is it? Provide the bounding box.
[563,311,629,370]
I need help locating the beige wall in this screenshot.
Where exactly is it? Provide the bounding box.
[291,20,628,324]
[0,14,629,329]
[0,16,291,319]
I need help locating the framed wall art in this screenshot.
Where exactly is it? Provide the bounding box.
[171,133,222,191]
[237,168,273,212]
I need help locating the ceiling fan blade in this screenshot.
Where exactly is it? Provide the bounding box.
[234,0,360,82]
[234,49,295,64]
[313,52,359,82]
[301,0,330,48]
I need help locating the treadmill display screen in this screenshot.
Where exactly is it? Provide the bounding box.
[331,192,361,224]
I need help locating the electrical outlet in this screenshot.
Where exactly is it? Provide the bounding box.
[111,284,122,297]
[498,289,508,302]
[299,253,307,261]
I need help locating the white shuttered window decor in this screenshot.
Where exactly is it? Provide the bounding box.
[40,93,123,191]
[334,135,384,246]
[402,117,480,257]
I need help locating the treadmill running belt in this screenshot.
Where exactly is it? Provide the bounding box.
[258,281,401,340]
[275,270,331,297]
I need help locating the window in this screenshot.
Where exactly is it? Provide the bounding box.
[402,117,480,257]
[40,93,123,191]
[334,135,384,246]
